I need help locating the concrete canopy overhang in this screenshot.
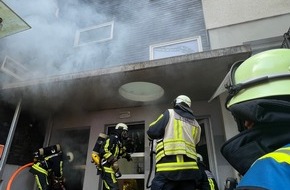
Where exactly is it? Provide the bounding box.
[0,45,252,117]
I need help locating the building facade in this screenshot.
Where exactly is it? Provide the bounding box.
[0,0,289,189]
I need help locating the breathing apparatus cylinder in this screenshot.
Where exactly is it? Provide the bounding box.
[38,144,61,157]
[92,133,108,167]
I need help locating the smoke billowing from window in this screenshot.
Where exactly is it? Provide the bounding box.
[0,0,135,79]
[0,0,199,113]
[0,0,194,82]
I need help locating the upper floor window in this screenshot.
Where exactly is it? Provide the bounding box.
[1,55,29,81]
[150,36,202,60]
[74,21,114,47]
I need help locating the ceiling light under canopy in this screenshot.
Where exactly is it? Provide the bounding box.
[119,82,164,102]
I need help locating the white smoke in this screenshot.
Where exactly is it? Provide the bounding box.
[0,0,187,81]
[0,0,126,78]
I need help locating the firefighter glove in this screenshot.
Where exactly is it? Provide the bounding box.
[124,153,132,162]
[115,170,122,178]
[107,155,118,164]
[112,161,119,173]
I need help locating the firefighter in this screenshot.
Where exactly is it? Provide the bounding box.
[97,123,133,190]
[29,144,65,190]
[196,154,219,190]
[219,48,290,189]
[147,95,203,190]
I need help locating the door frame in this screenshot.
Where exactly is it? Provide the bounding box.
[197,118,219,184]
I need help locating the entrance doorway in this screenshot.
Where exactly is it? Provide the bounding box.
[101,122,145,190]
[196,118,218,183]
[55,127,90,190]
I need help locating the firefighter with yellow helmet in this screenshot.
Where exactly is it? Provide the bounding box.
[92,123,132,190]
[219,48,290,189]
[147,95,204,190]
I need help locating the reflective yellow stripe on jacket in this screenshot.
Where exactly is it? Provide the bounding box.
[103,166,115,174]
[156,160,198,172]
[156,109,201,163]
[32,162,48,175]
[45,153,64,177]
[258,146,290,164]
[208,178,216,190]
[103,137,120,160]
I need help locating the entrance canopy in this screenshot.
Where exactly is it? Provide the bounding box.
[0,45,251,117]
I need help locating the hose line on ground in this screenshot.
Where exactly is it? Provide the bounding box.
[6,162,33,190]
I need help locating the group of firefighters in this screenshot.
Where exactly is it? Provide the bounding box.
[29,48,290,190]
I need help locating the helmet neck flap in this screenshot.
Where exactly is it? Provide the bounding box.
[229,97,290,131]
[174,103,194,115]
[221,123,290,176]
[221,97,290,175]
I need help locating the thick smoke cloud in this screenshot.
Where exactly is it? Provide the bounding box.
[0,0,193,111]
[0,0,186,82]
[0,0,132,79]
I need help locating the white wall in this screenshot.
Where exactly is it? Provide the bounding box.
[219,93,239,140]
[208,15,290,49]
[202,0,290,29]
[202,0,290,49]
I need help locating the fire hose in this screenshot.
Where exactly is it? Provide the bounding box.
[6,162,33,190]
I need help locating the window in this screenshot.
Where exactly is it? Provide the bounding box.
[74,21,114,47]
[150,37,202,60]
[104,122,145,190]
[1,55,29,81]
